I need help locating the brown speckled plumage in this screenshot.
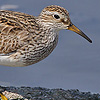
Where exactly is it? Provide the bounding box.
[0,5,92,67]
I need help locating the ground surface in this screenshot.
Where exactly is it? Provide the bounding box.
[0,86,100,100]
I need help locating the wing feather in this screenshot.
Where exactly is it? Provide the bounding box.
[0,10,32,54]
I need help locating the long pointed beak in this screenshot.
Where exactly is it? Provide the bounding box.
[68,24,92,43]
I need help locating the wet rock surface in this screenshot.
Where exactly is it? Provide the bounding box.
[0,86,100,100]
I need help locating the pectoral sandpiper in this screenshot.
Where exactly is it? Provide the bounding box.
[0,5,92,67]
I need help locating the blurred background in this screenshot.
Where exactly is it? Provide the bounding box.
[0,0,100,93]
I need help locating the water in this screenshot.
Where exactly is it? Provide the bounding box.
[0,0,100,93]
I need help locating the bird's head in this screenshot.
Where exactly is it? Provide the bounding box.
[39,5,92,43]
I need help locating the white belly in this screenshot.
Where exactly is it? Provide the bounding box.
[0,56,25,67]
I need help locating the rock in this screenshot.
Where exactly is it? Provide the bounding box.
[0,86,100,100]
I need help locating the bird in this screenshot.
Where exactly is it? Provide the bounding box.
[0,5,92,67]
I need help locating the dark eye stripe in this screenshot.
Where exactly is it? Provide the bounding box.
[54,14,60,19]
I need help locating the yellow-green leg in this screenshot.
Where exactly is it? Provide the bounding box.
[0,92,8,100]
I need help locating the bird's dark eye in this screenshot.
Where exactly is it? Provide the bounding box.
[54,14,60,19]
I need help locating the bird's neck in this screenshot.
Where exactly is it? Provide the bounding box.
[36,17,59,43]
[36,17,60,31]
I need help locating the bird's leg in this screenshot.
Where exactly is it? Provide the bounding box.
[0,92,8,100]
